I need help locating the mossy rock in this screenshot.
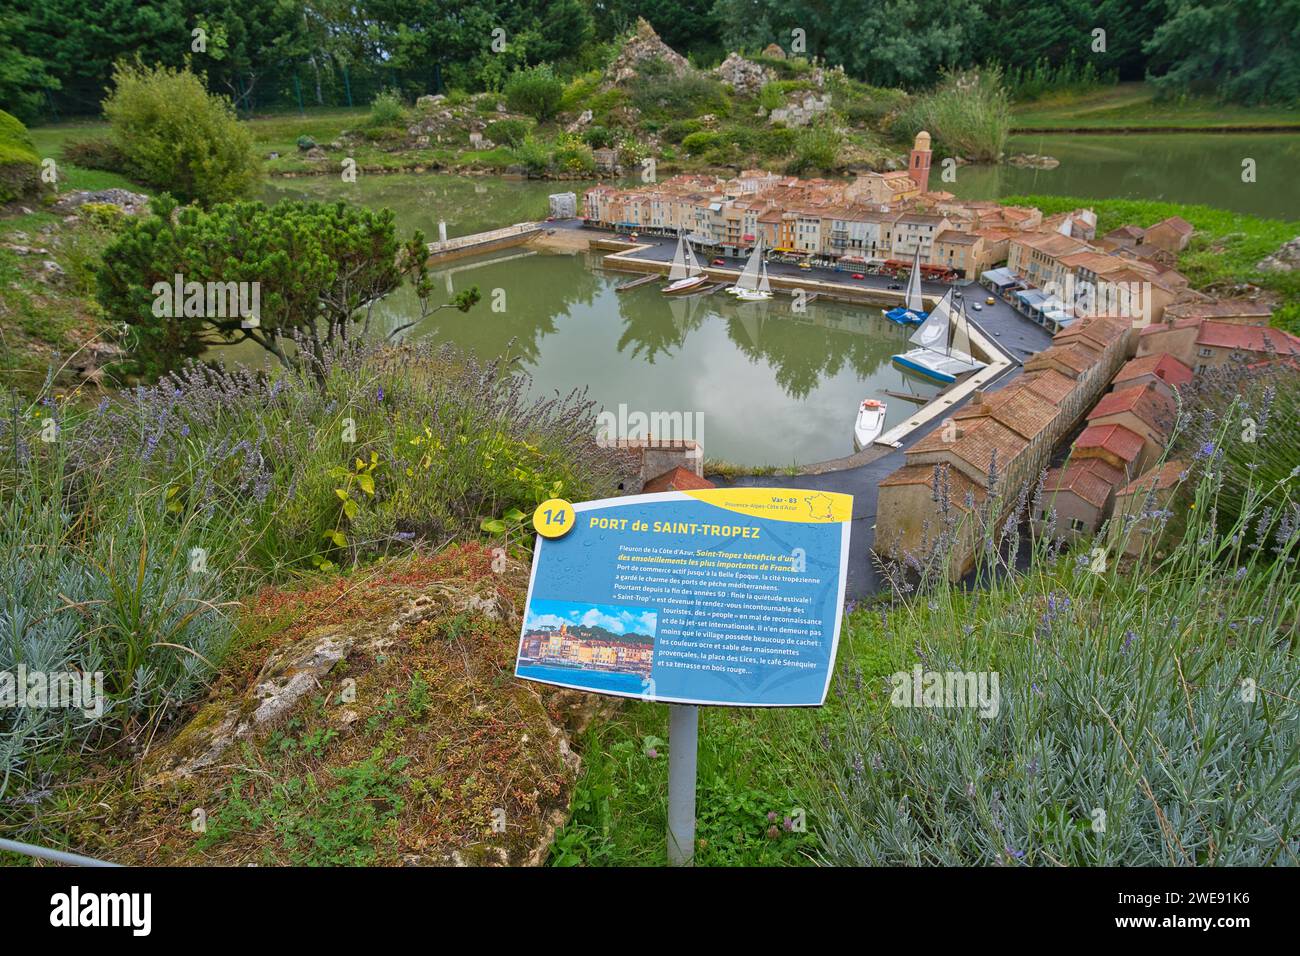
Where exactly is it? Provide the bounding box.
[0,110,41,204]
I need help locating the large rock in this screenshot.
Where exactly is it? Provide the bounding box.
[1257,236,1300,273]
[606,18,692,86]
[714,52,771,96]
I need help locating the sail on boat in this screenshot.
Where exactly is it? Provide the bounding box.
[729,239,773,301]
[662,232,709,295]
[890,288,986,384]
[883,246,927,325]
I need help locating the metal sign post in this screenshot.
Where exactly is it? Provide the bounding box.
[666,703,699,866]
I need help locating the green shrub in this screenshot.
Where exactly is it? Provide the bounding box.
[553,135,596,174]
[681,130,724,155]
[660,119,702,144]
[96,196,405,377]
[629,70,729,121]
[758,82,785,113]
[510,135,552,174]
[504,65,564,122]
[895,68,1011,162]
[485,118,533,148]
[0,108,41,203]
[367,89,407,128]
[475,93,501,113]
[444,89,471,107]
[296,135,317,151]
[559,71,602,113]
[582,125,615,149]
[0,337,633,802]
[786,124,840,173]
[102,62,258,206]
[60,136,127,174]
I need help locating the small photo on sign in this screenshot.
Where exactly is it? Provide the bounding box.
[517,599,657,696]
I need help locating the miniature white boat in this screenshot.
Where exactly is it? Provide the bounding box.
[854,398,888,449]
[891,289,986,384]
[730,239,773,301]
[663,233,708,295]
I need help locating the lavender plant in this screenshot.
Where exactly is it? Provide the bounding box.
[816,418,1299,865]
[0,334,632,806]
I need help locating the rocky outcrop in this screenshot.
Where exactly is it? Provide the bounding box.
[769,91,832,127]
[1256,236,1300,273]
[606,18,692,86]
[714,52,771,96]
[1007,153,1060,169]
[53,188,150,216]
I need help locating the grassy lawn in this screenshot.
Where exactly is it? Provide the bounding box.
[1013,82,1300,130]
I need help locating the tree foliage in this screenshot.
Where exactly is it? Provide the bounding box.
[103,61,260,206]
[96,196,405,376]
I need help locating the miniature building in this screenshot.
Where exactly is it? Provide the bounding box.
[1035,458,1126,541]
[1110,353,1193,399]
[908,131,932,194]
[1107,459,1190,558]
[548,192,577,219]
[642,467,715,494]
[1142,216,1194,253]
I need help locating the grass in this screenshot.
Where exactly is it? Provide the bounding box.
[0,207,120,395]
[1012,82,1300,130]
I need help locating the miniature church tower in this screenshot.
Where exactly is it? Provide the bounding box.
[908,131,932,194]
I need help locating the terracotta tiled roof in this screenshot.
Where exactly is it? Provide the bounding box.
[1024,342,1100,376]
[1105,225,1145,240]
[1117,459,1189,498]
[1021,369,1078,404]
[642,467,715,493]
[953,383,1060,440]
[1150,216,1193,236]
[1073,423,1145,464]
[1043,459,1122,509]
[1087,382,1176,435]
[879,463,988,511]
[1195,321,1300,356]
[1113,353,1193,388]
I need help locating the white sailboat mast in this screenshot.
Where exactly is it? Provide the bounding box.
[905,246,923,313]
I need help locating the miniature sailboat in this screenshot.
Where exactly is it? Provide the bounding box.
[883,247,927,326]
[890,289,986,385]
[662,232,708,295]
[730,239,773,301]
[853,398,888,450]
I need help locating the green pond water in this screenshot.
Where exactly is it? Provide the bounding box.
[240,132,1296,465]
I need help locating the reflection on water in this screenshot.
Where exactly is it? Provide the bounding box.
[958,133,1300,218]
[371,249,938,466]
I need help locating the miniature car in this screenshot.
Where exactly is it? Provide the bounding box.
[888,283,901,290]
[797,261,812,270]
[712,258,726,265]
[972,303,983,311]
[851,273,865,280]
[986,296,995,305]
